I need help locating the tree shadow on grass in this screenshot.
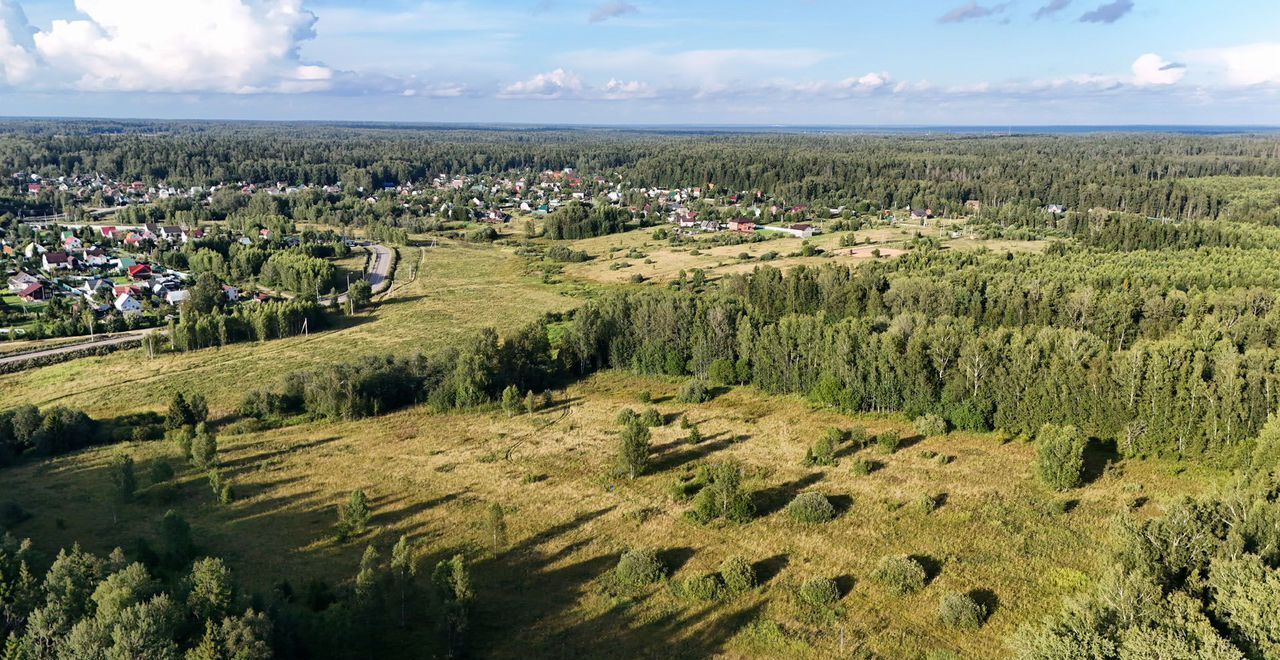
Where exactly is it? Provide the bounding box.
[909,554,943,584]
[658,547,697,574]
[220,436,346,473]
[1082,438,1120,486]
[650,434,737,472]
[752,473,823,517]
[970,588,1000,621]
[835,574,857,598]
[821,495,851,521]
[752,554,789,586]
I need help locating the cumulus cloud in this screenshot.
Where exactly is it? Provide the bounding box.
[0,0,37,84]
[1079,0,1133,24]
[1033,0,1072,19]
[1131,53,1185,86]
[1190,42,1280,86]
[939,2,1009,23]
[500,68,584,99]
[602,78,656,99]
[588,1,637,24]
[0,0,331,93]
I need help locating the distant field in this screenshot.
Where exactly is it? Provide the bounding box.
[559,220,1046,285]
[0,240,582,416]
[0,370,1224,658]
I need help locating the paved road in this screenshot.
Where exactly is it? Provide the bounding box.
[0,329,154,368]
[2,244,393,368]
[335,243,393,304]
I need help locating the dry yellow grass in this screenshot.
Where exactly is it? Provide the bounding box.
[0,371,1223,658]
[559,223,1045,285]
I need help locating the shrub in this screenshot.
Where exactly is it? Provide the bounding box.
[639,408,663,428]
[786,492,835,524]
[677,379,711,404]
[874,556,928,596]
[938,591,987,629]
[687,462,754,524]
[877,431,901,454]
[189,425,218,469]
[615,548,666,591]
[674,573,723,602]
[803,433,838,467]
[847,427,867,447]
[851,458,877,476]
[1036,424,1088,491]
[916,493,940,514]
[720,556,756,595]
[796,576,839,610]
[914,414,949,437]
[616,408,638,426]
[637,390,652,404]
[167,427,193,459]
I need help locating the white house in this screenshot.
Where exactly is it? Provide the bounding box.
[114,293,143,315]
[165,289,191,306]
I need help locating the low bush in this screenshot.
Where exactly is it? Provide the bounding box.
[720,556,756,595]
[938,591,987,629]
[877,431,901,454]
[786,492,835,524]
[874,555,928,596]
[914,414,949,437]
[796,576,839,612]
[677,379,712,404]
[639,408,663,428]
[673,573,722,602]
[851,458,878,476]
[615,548,666,592]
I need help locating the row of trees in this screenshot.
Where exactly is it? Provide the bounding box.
[168,299,325,352]
[542,202,633,240]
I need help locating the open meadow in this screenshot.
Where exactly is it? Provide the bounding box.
[0,368,1224,658]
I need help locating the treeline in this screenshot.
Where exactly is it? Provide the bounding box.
[0,404,98,465]
[240,323,559,422]
[556,287,1276,459]
[543,202,632,240]
[169,300,326,352]
[6,121,1280,219]
[236,254,1280,459]
[974,207,1280,252]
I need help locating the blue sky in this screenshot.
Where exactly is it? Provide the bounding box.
[1,0,1278,124]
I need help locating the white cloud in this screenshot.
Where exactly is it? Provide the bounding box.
[0,0,331,93]
[1131,53,1186,86]
[0,0,37,84]
[603,78,656,100]
[1190,42,1280,86]
[500,68,584,99]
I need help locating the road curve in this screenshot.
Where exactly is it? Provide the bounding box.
[335,243,393,304]
[0,329,154,369]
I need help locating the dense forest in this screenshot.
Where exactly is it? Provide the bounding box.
[4,121,1280,221]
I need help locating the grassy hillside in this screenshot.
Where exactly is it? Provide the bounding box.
[0,240,582,415]
[0,369,1223,658]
